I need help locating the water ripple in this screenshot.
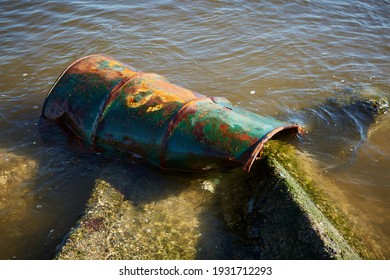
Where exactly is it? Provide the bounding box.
[1,0,389,259]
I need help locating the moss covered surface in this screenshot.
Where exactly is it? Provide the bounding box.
[258,140,378,259]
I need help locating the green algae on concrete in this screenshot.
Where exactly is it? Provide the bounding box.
[56,179,203,260]
[256,140,379,259]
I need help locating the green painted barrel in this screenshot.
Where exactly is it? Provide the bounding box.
[42,54,301,171]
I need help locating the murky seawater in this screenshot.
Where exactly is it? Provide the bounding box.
[1,0,389,259]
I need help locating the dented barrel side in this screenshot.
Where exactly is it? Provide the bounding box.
[42,54,300,171]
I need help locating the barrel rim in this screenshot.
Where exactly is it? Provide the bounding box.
[41,54,118,118]
[243,124,302,172]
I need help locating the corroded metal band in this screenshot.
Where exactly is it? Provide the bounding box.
[159,97,210,168]
[90,76,134,146]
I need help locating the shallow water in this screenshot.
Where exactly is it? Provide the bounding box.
[0,0,389,259]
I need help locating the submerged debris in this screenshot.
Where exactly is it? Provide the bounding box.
[41,54,300,172]
[332,84,389,114]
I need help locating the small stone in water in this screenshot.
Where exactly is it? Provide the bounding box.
[32,106,38,109]
[202,180,215,193]
[36,204,42,209]
[22,73,28,77]
[250,90,256,94]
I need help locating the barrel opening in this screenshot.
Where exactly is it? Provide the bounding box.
[244,125,302,172]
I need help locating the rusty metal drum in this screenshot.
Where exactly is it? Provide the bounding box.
[41,54,300,171]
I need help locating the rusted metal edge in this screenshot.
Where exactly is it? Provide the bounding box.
[243,124,302,172]
[42,54,104,118]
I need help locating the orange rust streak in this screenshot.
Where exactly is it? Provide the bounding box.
[219,124,257,143]
[141,73,198,102]
[124,73,197,110]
